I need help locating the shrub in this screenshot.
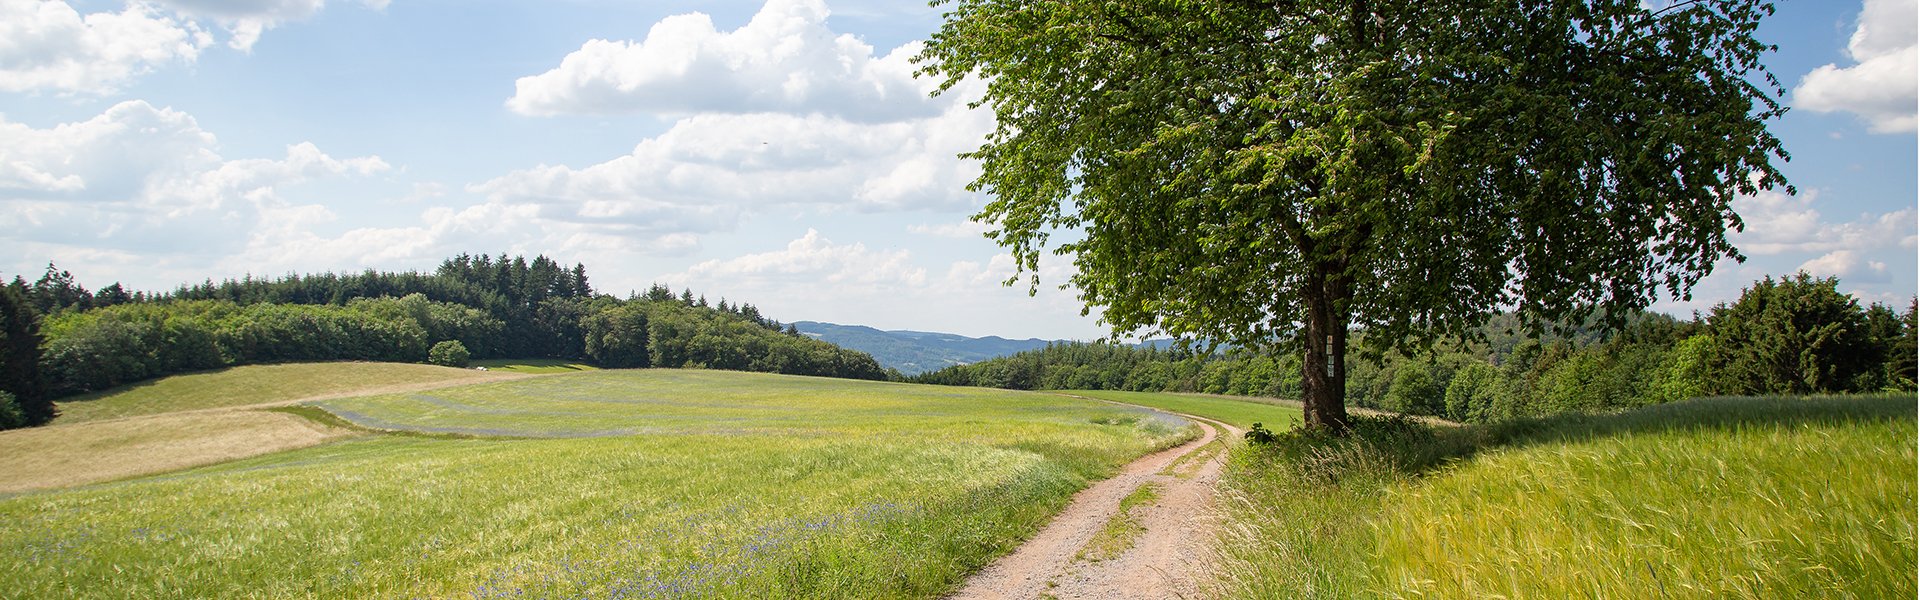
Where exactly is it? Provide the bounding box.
[0,391,23,429]
[427,340,470,368]
[1245,422,1279,445]
[1381,365,1444,416]
[1443,362,1505,423]
[1647,334,1712,403]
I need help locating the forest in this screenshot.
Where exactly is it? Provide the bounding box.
[912,273,1917,423]
[0,255,887,428]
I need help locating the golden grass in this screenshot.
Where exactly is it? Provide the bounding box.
[54,362,514,424]
[0,410,359,493]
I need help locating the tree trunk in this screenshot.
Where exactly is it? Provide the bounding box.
[1300,267,1353,433]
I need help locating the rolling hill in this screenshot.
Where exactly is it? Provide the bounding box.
[792,321,1059,375]
[792,321,1181,375]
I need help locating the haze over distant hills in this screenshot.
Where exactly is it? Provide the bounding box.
[792,321,1180,375]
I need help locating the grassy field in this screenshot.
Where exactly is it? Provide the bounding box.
[54,362,512,423]
[0,368,1194,598]
[1214,394,1918,598]
[1058,390,1306,429]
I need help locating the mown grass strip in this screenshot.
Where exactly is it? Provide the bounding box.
[468,358,600,374]
[52,362,510,424]
[1078,483,1162,562]
[1160,422,1226,479]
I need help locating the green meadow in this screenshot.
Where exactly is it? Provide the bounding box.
[0,368,1193,599]
[1214,393,1918,599]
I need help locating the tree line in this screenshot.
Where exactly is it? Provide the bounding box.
[0,255,887,428]
[913,273,1917,423]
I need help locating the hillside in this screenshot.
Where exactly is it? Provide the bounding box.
[792,321,1057,375]
[9,254,886,413]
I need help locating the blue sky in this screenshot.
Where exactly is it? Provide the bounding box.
[1,0,1913,339]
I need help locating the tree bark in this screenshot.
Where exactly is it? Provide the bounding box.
[1300,264,1353,433]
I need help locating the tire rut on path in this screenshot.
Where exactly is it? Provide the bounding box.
[950,402,1243,600]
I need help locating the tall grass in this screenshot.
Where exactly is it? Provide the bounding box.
[1213,394,1917,599]
[0,369,1194,598]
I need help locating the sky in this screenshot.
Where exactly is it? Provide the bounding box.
[0,0,1914,340]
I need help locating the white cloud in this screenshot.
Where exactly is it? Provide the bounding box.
[1792,0,1919,133]
[0,0,383,93]
[0,101,401,279]
[656,229,1102,339]
[1730,188,1915,256]
[907,220,990,239]
[507,0,939,121]
[479,0,996,262]
[154,0,392,51]
[0,0,212,95]
[678,228,926,286]
[476,82,990,249]
[1798,249,1893,282]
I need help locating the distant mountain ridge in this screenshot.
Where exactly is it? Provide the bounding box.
[792,321,1059,375]
[792,321,1180,375]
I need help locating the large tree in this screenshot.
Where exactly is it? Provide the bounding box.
[920,0,1790,431]
[0,284,53,426]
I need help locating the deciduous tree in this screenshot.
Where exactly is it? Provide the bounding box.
[921,0,1790,431]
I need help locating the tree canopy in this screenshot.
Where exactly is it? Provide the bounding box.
[920,0,1791,431]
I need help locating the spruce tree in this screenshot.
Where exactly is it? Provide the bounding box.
[0,285,52,426]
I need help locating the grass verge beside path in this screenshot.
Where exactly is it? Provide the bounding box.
[1213,393,1918,599]
[53,362,511,424]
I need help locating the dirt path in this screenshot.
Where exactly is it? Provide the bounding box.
[951,407,1243,600]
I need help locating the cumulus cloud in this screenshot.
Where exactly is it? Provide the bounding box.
[1792,0,1919,133]
[0,0,382,94]
[907,220,991,239]
[0,101,403,281]
[1730,188,1915,256]
[1654,186,1919,315]
[1797,249,1893,283]
[477,93,989,255]
[507,0,938,121]
[155,0,328,51]
[678,228,926,286]
[482,0,996,251]
[657,230,1100,339]
[0,0,213,94]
